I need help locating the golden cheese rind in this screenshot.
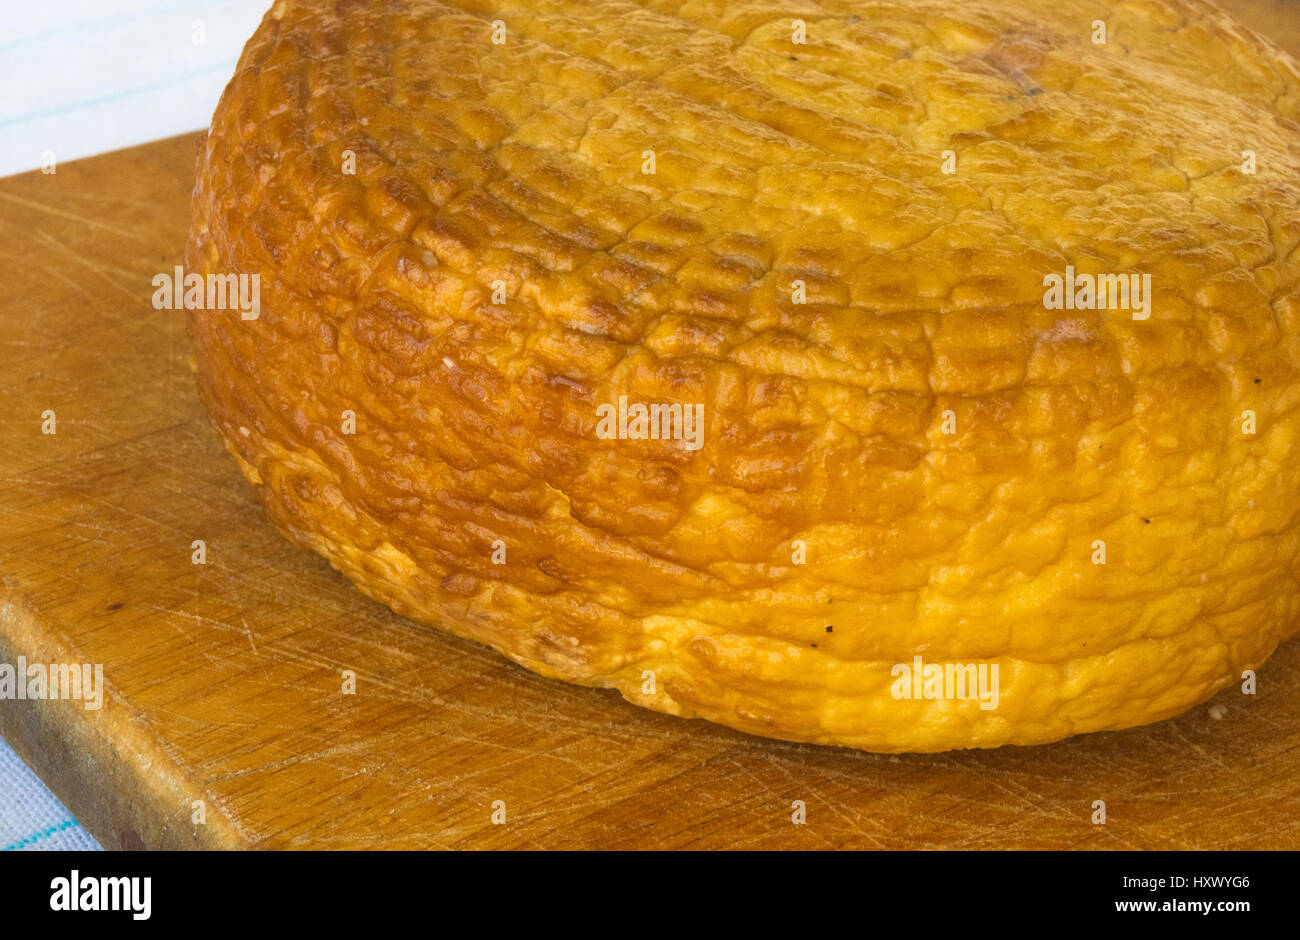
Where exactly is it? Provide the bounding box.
[187,0,1300,752]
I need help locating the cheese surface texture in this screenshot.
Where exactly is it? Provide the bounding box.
[188,0,1300,751]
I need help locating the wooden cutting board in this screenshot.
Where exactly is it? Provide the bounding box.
[3,1,1300,850]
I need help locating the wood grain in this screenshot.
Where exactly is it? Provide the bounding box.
[2,0,1299,849]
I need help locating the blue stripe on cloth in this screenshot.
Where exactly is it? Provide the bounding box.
[0,58,239,130]
[3,819,80,852]
[0,0,206,54]
[0,735,101,850]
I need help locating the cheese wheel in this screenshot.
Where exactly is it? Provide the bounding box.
[187,0,1300,751]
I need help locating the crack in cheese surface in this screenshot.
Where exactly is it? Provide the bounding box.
[188,0,1300,751]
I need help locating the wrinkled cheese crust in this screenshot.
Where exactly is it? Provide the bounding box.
[188,0,1300,751]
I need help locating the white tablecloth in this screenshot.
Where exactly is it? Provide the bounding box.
[1,0,270,177]
[0,738,100,851]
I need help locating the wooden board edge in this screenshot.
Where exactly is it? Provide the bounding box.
[0,576,250,850]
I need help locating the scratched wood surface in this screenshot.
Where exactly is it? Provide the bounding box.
[2,0,1300,850]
